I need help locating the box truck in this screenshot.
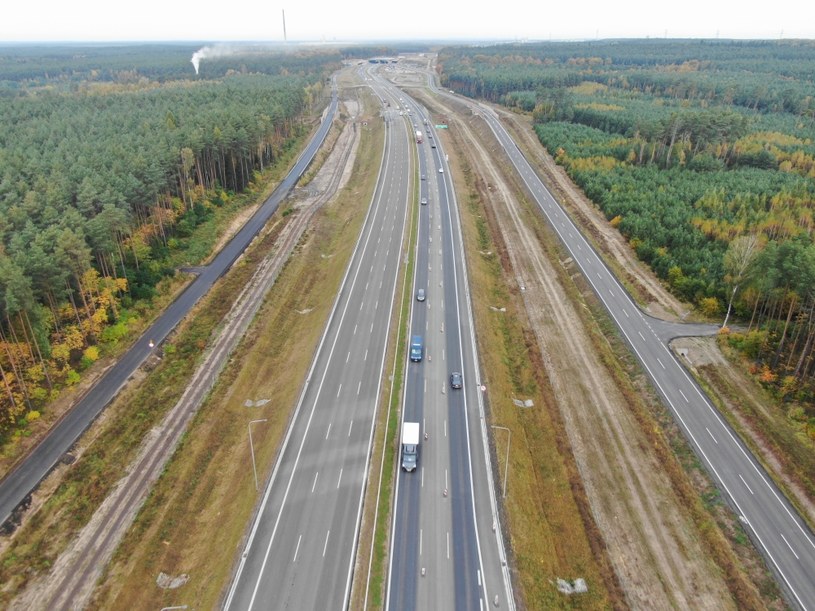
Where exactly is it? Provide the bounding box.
[401,422,420,471]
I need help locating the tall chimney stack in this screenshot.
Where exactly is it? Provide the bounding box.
[282,9,287,42]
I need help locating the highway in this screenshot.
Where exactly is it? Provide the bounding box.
[0,90,339,528]
[383,71,514,611]
[435,85,815,610]
[224,74,411,609]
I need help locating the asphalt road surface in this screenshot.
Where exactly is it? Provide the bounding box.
[456,92,815,611]
[0,91,339,528]
[223,74,411,610]
[385,75,514,611]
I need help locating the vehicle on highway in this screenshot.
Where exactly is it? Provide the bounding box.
[438,168,444,173]
[416,288,426,301]
[421,197,427,205]
[431,143,436,148]
[410,335,424,362]
[401,422,420,472]
[421,174,426,181]
[450,371,463,389]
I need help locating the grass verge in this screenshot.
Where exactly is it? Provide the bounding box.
[691,335,815,531]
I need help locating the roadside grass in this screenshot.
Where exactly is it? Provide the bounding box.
[87,86,383,609]
[439,116,619,608]
[565,269,774,609]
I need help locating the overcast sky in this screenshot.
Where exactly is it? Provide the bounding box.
[1,0,812,42]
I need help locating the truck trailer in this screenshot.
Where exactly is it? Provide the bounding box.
[401,422,420,471]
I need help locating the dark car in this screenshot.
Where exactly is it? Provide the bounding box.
[450,372,463,389]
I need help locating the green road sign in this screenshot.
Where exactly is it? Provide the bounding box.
[435,124,448,129]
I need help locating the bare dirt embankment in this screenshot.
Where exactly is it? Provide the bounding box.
[416,87,772,608]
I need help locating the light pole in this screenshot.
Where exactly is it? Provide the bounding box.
[248,419,268,491]
[491,425,511,498]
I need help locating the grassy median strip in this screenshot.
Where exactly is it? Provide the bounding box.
[351,124,421,611]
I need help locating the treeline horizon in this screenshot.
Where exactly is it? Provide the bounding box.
[439,39,815,426]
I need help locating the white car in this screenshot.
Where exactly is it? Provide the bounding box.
[438,168,444,173]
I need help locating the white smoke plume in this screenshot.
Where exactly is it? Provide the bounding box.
[190,42,308,75]
[191,44,244,75]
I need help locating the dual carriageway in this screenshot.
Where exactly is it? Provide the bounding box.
[225,67,513,610]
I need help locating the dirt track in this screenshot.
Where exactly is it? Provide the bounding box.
[422,91,741,608]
